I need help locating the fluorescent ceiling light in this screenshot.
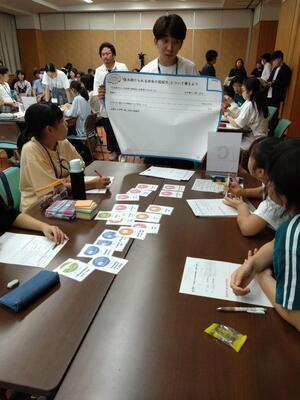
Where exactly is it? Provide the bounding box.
[83,0,93,4]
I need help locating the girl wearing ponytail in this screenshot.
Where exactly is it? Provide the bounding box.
[225,77,269,151]
[19,103,110,212]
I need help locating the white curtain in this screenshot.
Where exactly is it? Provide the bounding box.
[0,13,21,73]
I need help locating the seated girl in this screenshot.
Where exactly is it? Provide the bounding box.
[14,70,32,97]
[18,103,110,212]
[230,139,300,332]
[224,137,287,236]
[225,77,269,150]
[0,195,66,244]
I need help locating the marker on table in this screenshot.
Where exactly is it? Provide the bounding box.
[217,307,267,314]
[224,174,231,197]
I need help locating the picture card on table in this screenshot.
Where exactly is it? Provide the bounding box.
[117,226,147,240]
[54,258,94,282]
[145,204,174,215]
[159,190,184,198]
[88,255,128,275]
[94,230,129,252]
[77,244,114,258]
[127,188,152,197]
[112,204,139,213]
[116,193,139,201]
[135,212,162,223]
[132,222,160,234]
[105,211,136,226]
[179,257,272,307]
[162,184,185,192]
[136,183,158,191]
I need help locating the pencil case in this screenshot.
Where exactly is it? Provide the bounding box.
[0,270,60,312]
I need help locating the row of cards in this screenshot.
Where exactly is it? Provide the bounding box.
[116,183,186,201]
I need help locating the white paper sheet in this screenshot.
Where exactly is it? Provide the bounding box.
[207,132,242,174]
[0,233,67,268]
[140,166,194,181]
[145,205,174,215]
[85,176,114,194]
[88,255,128,274]
[191,179,224,193]
[105,72,222,161]
[186,199,238,217]
[54,258,94,282]
[179,257,273,307]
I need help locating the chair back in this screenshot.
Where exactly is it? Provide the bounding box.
[267,106,277,122]
[84,113,98,138]
[0,166,21,210]
[274,119,292,138]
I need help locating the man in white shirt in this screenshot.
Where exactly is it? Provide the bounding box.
[94,42,128,161]
[141,14,198,76]
[42,63,71,104]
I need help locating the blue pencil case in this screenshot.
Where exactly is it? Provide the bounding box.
[0,270,60,312]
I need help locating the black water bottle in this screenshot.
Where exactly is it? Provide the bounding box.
[69,159,86,200]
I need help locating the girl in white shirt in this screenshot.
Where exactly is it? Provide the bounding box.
[223,136,288,236]
[0,66,19,112]
[226,77,269,150]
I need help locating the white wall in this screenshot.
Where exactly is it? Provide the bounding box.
[16,9,252,31]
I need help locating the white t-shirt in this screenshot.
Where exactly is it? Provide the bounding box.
[268,66,281,99]
[253,197,288,231]
[235,100,268,150]
[141,55,198,75]
[93,61,128,118]
[0,82,12,102]
[64,94,91,137]
[261,62,272,82]
[42,69,70,90]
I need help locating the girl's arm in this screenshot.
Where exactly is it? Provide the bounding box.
[13,213,68,244]
[44,85,50,102]
[256,270,300,332]
[223,197,268,236]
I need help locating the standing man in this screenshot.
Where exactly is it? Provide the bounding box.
[200,49,218,77]
[267,50,291,133]
[94,42,128,161]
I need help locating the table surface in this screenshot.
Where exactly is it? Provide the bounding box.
[0,122,21,144]
[55,169,300,400]
[0,161,162,396]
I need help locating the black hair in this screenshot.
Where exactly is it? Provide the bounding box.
[17,103,63,152]
[223,85,235,98]
[99,42,116,57]
[81,74,94,92]
[33,67,40,76]
[70,80,89,101]
[243,77,269,118]
[45,63,56,73]
[267,139,300,212]
[64,63,73,71]
[271,50,284,60]
[232,77,243,85]
[70,67,78,75]
[0,66,8,75]
[16,69,25,79]
[248,136,282,172]
[206,49,218,62]
[235,58,245,68]
[87,68,94,74]
[261,53,271,63]
[153,14,187,41]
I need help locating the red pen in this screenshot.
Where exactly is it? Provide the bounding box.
[94,169,102,178]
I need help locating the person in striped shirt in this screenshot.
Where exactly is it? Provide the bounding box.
[230,139,300,332]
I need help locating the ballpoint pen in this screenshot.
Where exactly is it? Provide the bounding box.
[217,307,267,314]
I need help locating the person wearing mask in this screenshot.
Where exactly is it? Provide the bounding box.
[200,49,218,77]
[94,42,128,161]
[42,63,71,105]
[0,66,19,112]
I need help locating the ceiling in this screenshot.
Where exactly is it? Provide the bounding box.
[0,0,281,15]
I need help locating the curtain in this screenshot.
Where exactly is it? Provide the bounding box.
[0,13,21,73]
